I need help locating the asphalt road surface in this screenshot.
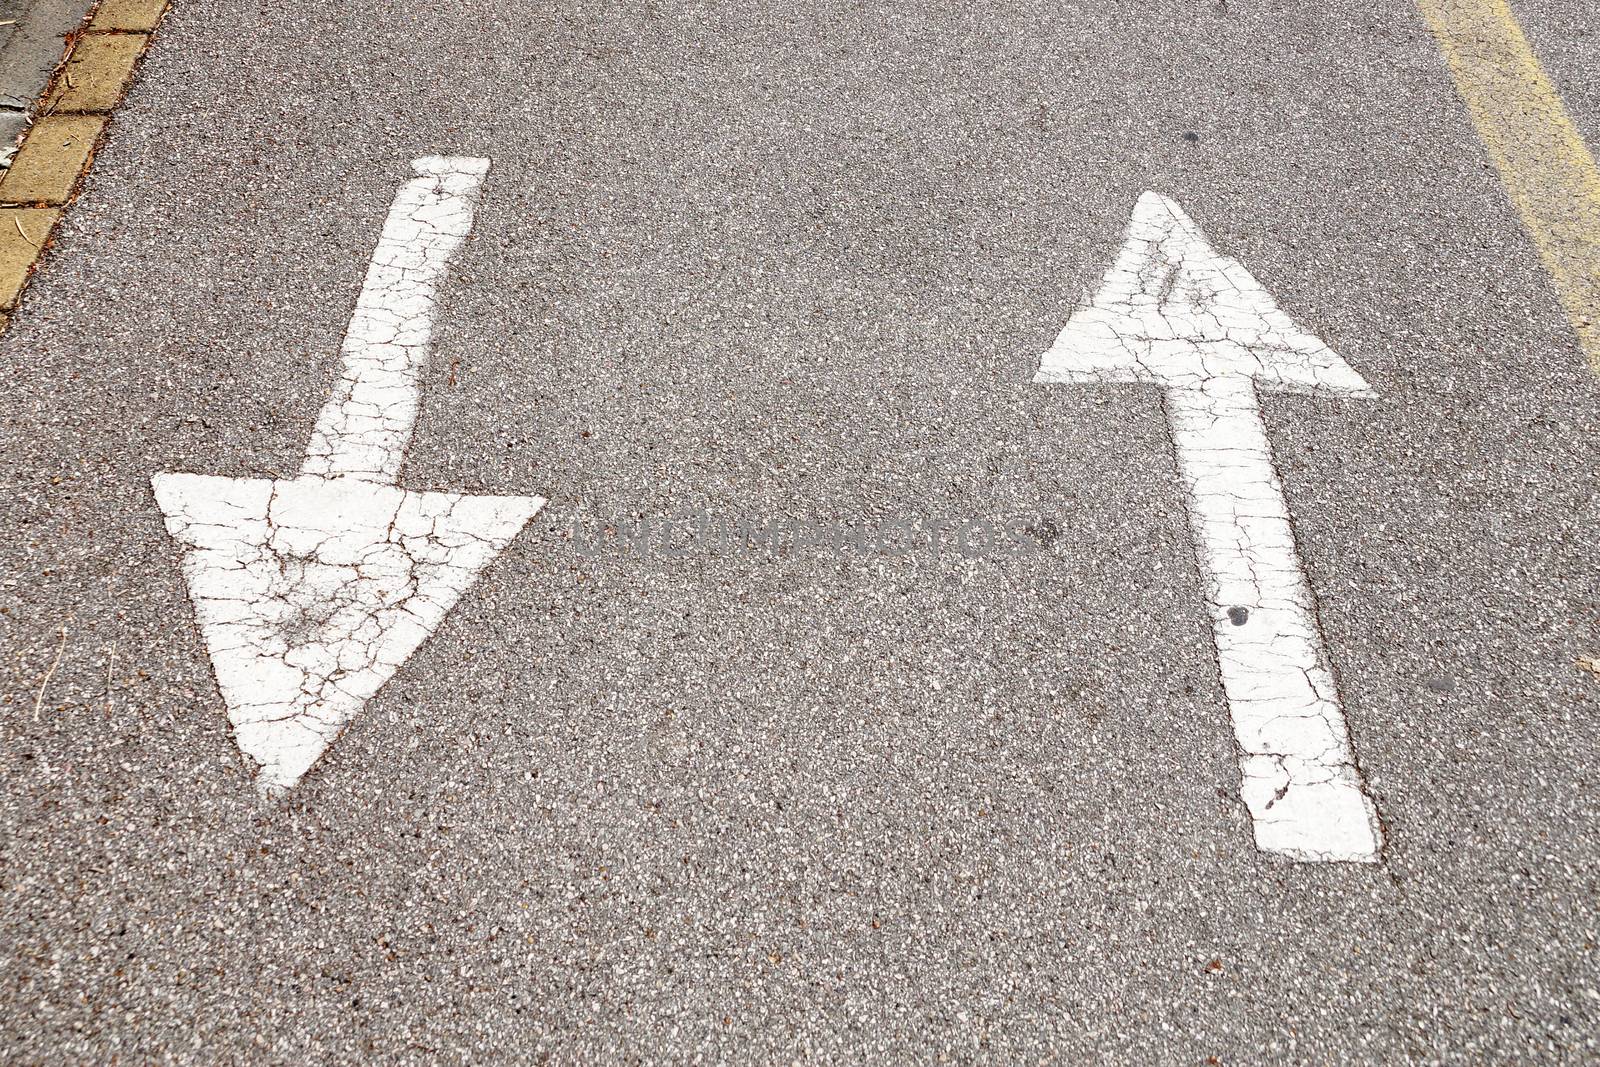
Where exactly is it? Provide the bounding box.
[3,0,1599,1062]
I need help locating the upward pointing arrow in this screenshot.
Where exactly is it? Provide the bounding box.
[153,157,544,797]
[1037,192,1383,863]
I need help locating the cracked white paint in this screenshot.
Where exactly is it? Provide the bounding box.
[304,155,493,482]
[1036,192,1383,863]
[153,156,544,796]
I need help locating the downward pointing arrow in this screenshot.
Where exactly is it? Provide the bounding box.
[153,157,544,796]
[1037,192,1384,862]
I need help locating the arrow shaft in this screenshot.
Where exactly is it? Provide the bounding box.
[1165,376,1382,862]
[301,156,491,483]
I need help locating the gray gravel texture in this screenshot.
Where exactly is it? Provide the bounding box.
[1,0,1598,1062]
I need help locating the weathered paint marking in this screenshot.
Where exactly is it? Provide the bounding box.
[1417,0,1600,370]
[153,157,545,796]
[1036,192,1384,863]
[303,156,491,482]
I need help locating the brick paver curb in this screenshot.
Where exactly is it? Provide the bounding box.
[0,0,169,327]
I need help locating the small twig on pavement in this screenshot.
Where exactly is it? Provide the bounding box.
[33,624,68,721]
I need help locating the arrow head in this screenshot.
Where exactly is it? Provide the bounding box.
[152,472,544,796]
[1035,192,1373,396]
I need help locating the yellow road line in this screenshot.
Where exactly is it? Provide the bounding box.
[1416,0,1600,371]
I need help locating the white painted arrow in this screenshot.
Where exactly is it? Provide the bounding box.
[1036,192,1383,863]
[153,156,544,797]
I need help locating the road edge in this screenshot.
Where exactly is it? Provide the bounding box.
[0,0,169,331]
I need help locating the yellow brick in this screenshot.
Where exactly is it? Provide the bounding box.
[89,0,170,33]
[0,116,107,205]
[0,208,63,309]
[45,33,148,113]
